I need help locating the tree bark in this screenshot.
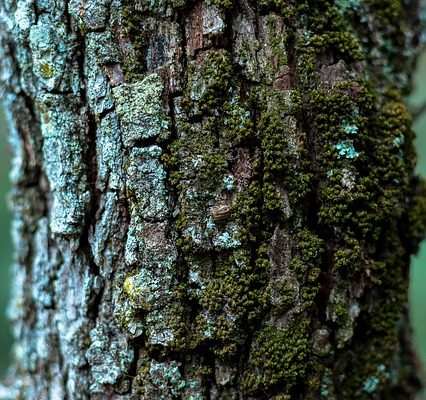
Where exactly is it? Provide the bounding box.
[1,0,426,398]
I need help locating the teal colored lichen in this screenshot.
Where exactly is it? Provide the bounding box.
[343,122,358,134]
[362,376,380,394]
[335,140,359,159]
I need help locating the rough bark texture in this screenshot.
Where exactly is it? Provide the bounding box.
[1,0,426,398]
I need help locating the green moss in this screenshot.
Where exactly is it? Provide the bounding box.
[121,4,148,81]
[222,93,255,144]
[185,49,234,116]
[244,319,311,396]
[294,1,364,87]
[192,249,270,358]
[288,230,324,308]
[298,229,324,263]
[210,0,233,9]
[232,181,263,244]
[257,88,312,218]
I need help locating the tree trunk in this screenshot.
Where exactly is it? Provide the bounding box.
[1,0,426,398]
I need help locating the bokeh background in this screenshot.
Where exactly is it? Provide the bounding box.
[0,54,426,390]
[409,49,426,393]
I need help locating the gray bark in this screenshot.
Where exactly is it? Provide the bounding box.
[0,0,426,399]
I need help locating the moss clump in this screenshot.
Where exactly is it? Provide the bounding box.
[210,0,234,9]
[192,248,270,358]
[289,230,324,308]
[121,4,149,81]
[256,88,312,220]
[244,319,311,396]
[333,237,362,270]
[297,1,362,58]
[294,1,364,87]
[222,92,255,145]
[185,49,234,116]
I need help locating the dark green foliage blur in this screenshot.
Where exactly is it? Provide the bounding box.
[1,53,426,382]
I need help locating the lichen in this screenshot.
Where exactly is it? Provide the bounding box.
[38,94,90,235]
[86,324,134,392]
[112,73,168,147]
[126,146,168,220]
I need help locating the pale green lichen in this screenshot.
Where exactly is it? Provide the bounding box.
[38,94,90,234]
[29,15,80,92]
[86,324,134,392]
[222,175,235,191]
[212,227,241,249]
[112,73,167,147]
[95,113,124,191]
[149,360,186,396]
[126,146,168,220]
[14,0,35,31]
[86,31,120,65]
[87,61,114,116]
[69,0,110,31]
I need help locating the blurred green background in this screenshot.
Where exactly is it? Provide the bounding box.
[1,55,426,387]
[409,49,426,390]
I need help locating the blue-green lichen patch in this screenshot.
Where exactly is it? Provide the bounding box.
[149,360,186,396]
[124,267,166,311]
[86,62,115,117]
[87,31,120,65]
[69,0,111,31]
[133,355,187,398]
[95,113,124,191]
[13,0,35,32]
[29,15,80,92]
[335,140,359,159]
[122,217,180,346]
[38,94,90,235]
[86,323,134,392]
[112,73,168,147]
[124,219,176,273]
[126,146,168,221]
[85,32,119,117]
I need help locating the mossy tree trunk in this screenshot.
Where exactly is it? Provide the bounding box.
[1,0,426,398]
